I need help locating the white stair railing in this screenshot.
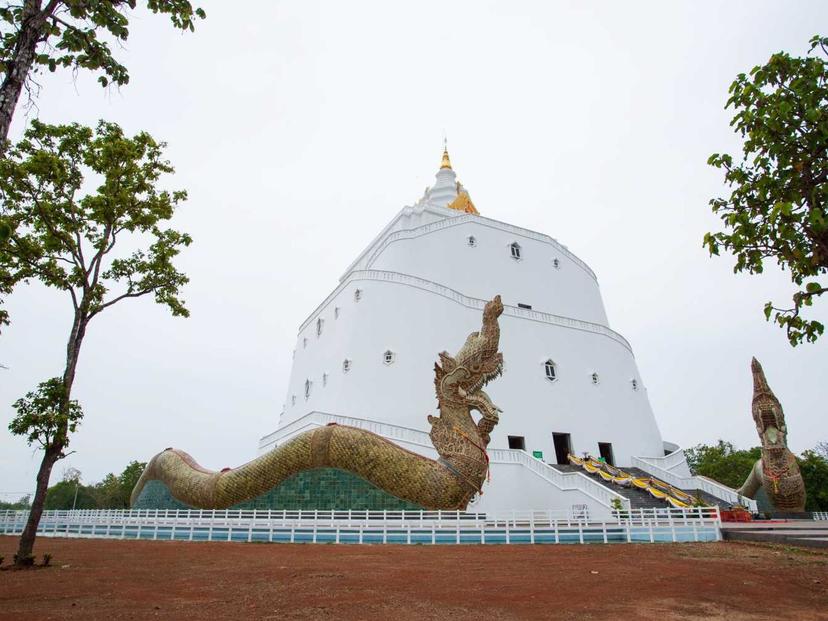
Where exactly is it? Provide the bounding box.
[488,449,631,511]
[631,456,758,512]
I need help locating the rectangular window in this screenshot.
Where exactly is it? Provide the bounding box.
[598,442,614,466]
[517,303,532,310]
[507,436,526,450]
[552,432,572,465]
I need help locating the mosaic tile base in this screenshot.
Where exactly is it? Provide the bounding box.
[133,467,425,511]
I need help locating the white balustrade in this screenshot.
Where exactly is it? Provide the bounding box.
[259,411,434,453]
[637,449,690,473]
[0,507,721,545]
[630,456,758,512]
[487,448,631,511]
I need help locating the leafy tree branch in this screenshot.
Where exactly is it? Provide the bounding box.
[0,0,205,142]
[706,35,828,345]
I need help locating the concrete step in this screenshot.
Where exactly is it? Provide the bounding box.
[620,467,732,508]
[721,521,828,549]
[548,464,669,510]
[550,463,732,510]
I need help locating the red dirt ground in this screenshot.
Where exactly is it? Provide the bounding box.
[1,536,827,620]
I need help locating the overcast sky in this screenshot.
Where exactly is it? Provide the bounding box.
[2,1,827,498]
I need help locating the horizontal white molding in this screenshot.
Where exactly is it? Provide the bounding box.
[361,212,597,282]
[297,269,632,353]
[259,411,434,453]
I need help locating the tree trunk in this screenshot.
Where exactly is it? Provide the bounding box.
[0,0,47,143]
[14,312,87,565]
[13,444,62,563]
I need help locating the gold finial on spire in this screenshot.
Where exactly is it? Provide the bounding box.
[440,137,452,169]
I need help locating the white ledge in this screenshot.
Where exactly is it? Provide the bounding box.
[356,212,597,282]
[297,269,632,353]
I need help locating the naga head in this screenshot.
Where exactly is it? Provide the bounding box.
[750,357,788,450]
[430,295,506,491]
[483,294,504,324]
[436,295,504,398]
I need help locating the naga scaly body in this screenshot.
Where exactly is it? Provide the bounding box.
[131,296,505,510]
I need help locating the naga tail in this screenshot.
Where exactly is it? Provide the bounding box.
[131,424,476,510]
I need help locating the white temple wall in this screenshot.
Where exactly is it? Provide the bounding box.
[475,463,615,518]
[280,278,664,467]
[342,207,447,275]
[260,155,676,513]
[368,218,609,326]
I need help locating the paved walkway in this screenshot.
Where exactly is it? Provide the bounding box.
[722,520,828,549]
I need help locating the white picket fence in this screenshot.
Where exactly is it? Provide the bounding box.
[0,507,721,545]
[814,512,828,521]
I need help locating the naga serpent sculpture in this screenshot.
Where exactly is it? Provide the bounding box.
[737,357,806,513]
[131,295,504,510]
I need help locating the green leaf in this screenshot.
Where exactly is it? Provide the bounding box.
[706,34,828,346]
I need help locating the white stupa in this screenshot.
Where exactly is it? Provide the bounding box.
[258,146,715,515]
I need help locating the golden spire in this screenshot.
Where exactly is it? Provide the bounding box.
[440,138,452,169]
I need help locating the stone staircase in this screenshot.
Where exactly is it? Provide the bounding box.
[550,464,729,510]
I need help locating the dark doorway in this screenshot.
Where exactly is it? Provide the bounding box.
[552,432,571,465]
[508,436,526,450]
[598,442,614,466]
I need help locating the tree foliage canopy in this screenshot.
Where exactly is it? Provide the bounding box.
[0,118,191,330]
[687,439,828,511]
[0,0,205,87]
[44,478,96,509]
[0,494,31,510]
[685,440,761,489]
[705,35,828,345]
[798,449,828,512]
[40,460,147,509]
[8,376,82,453]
